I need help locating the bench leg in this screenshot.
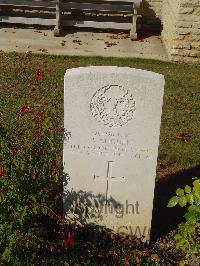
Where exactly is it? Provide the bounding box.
[130,30,137,41]
[54,0,62,37]
[54,28,61,37]
[130,10,137,40]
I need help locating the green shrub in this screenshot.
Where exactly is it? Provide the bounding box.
[167,178,200,254]
[0,111,171,265]
[0,111,66,264]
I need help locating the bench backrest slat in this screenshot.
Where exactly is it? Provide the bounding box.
[0,0,56,9]
[62,2,134,13]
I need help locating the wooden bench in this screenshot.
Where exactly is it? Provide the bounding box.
[0,0,142,40]
[54,0,142,40]
[0,0,56,26]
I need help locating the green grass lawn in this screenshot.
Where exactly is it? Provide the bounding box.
[0,51,200,265]
[0,51,200,179]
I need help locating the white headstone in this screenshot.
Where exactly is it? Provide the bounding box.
[63,66,165,241]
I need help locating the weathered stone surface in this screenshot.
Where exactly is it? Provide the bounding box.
[161,0,200,63]
[63,66,165,241]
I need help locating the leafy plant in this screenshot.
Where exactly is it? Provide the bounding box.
[0,108,176,265]
[0,110,67,264]
[167,178,200,254]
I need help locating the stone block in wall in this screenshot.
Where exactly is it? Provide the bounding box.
[169,48,200,57]
[172,42,192,49]
[176,21,193,28]
[175,28,191,35]
[161,0,200,63]
[188,35,200,41]
[179,7,194,14]
[170,55,200,63]
[178,14,200,22]
[192,28,200,35]
[180,0,200,8]
[194,7,200,15]
[191,42,200,50]
[193,22,200,29]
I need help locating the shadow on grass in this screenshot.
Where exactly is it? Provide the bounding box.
[151,164,200,242]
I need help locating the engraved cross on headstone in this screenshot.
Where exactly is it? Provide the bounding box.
[94,161,125,203]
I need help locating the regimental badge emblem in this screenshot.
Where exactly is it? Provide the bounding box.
[90,85,136,128]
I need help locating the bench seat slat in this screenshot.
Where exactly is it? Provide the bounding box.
[62,2,133,13]
[63,19,132,30]
[0,16,56,26]
[63,13,131,23]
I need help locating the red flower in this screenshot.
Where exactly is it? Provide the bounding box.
[21,102,31,113]
[0,168,5,177]
[61,239,67,249]
[67,232,75,247]
[34,69,43,81]
[61,232,75,250]
[10,147,17,158]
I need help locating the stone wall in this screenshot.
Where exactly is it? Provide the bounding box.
[161,0,200,63]
[138,0,200,63]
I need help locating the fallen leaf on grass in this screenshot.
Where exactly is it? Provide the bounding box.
[141,250,151,257]
[38,48,48,53]
[151,253,160,261]
[160,132,190,144]
[130,250,141,262]
[123,259,131,266]
[173,132,190,143]
[131,251,141,264]
[21,102,31,113]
